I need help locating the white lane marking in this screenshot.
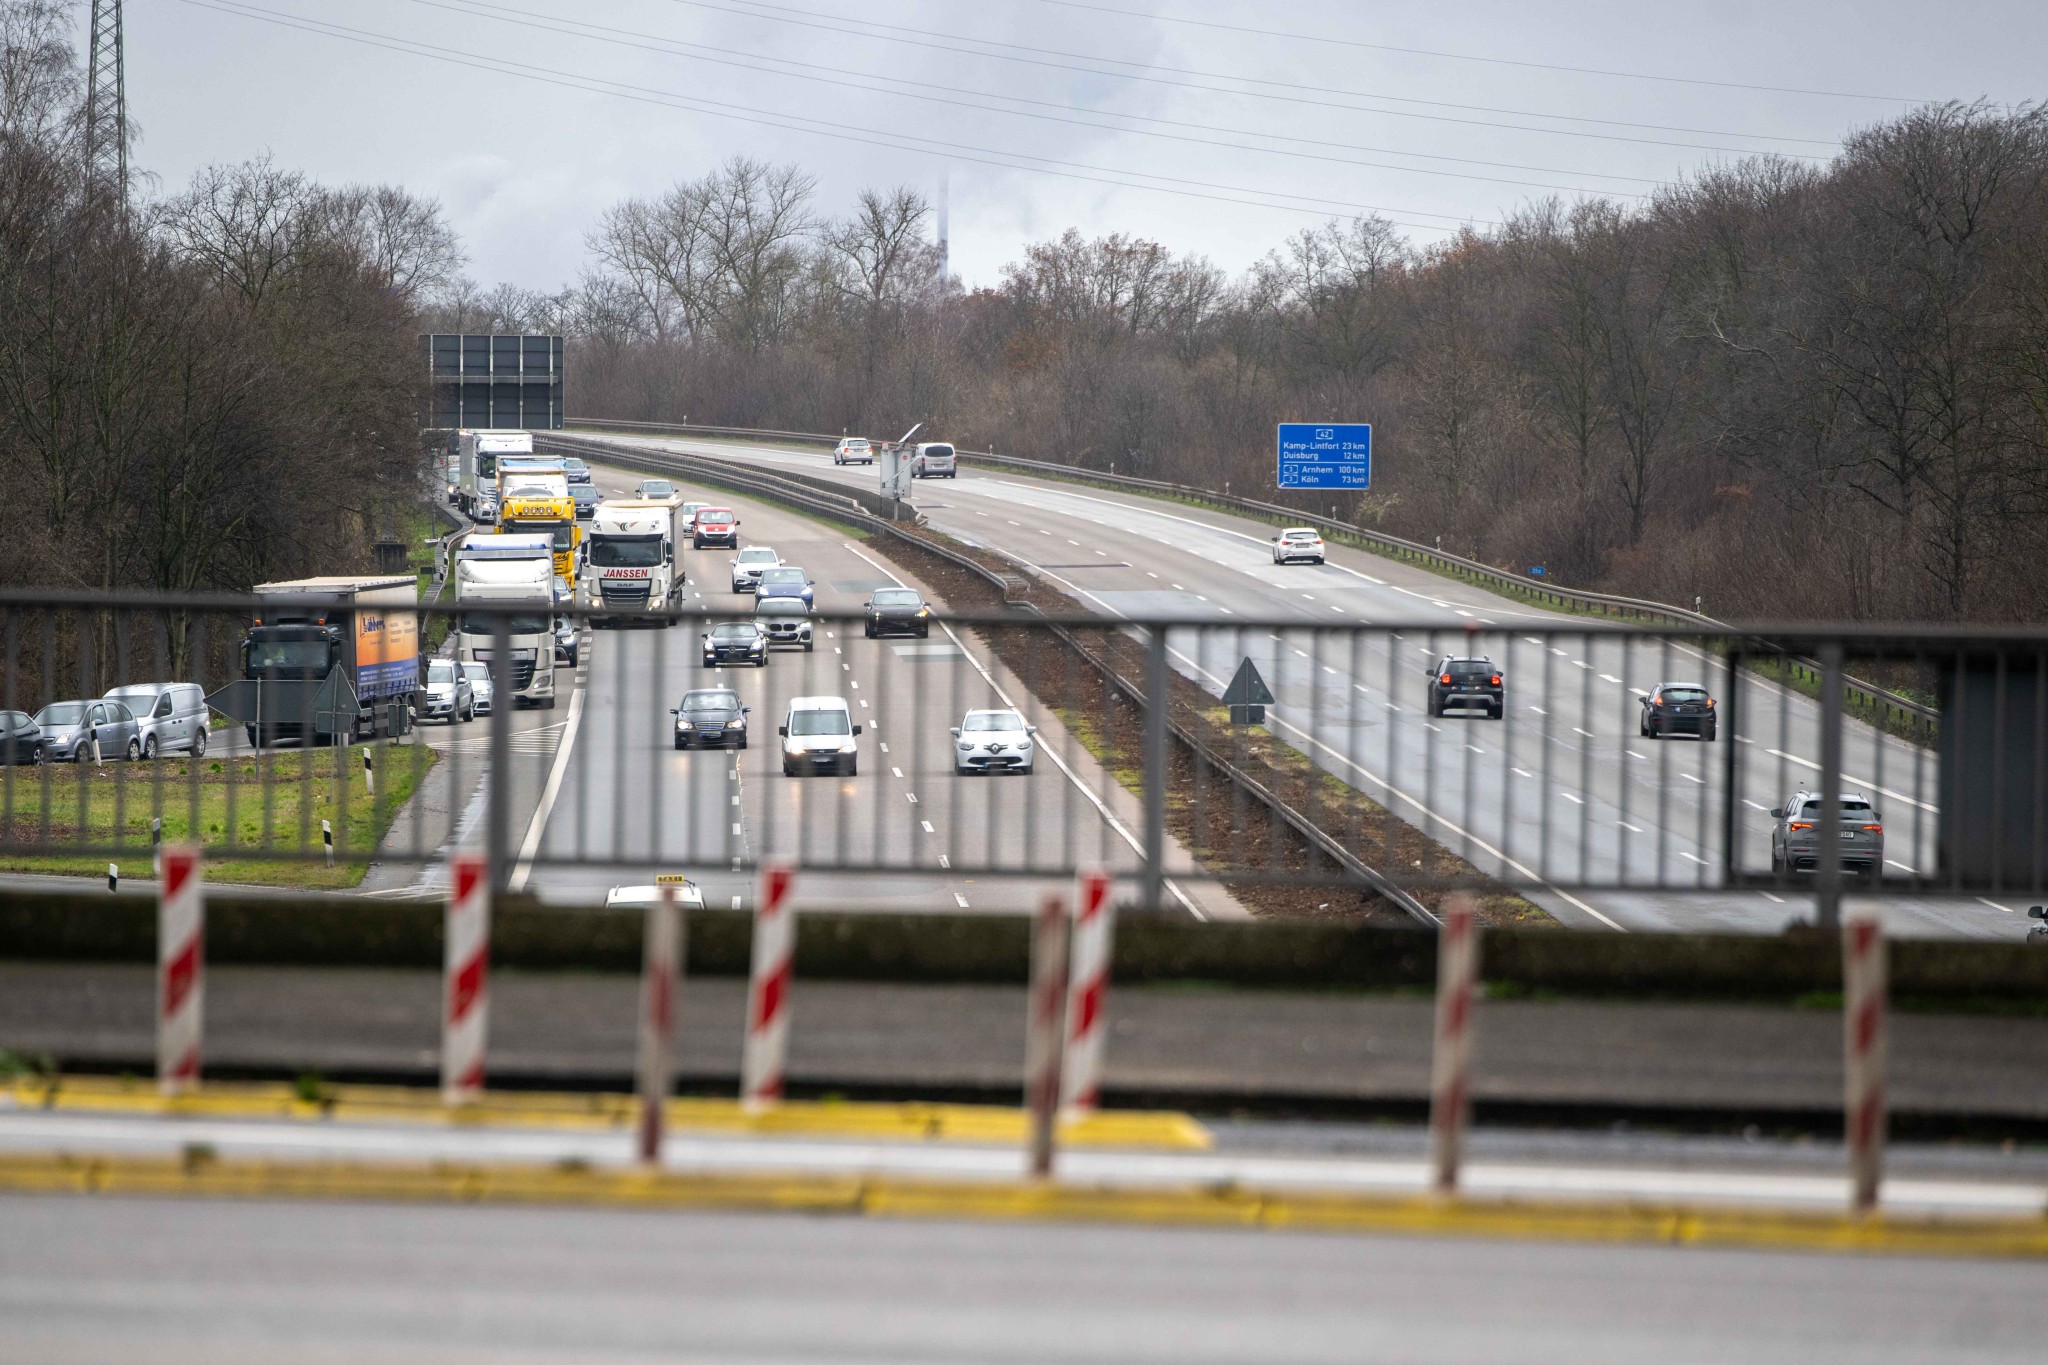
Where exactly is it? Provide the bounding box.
[1573,727,1595,738]
[1195,594,1208,602]
[1573,660,1591,669]
[834,646,842,655]
[1560,792,1584,805]
[1455,610,1474,618]
[732,822,742,836]
[1736,736,1755,744]
[1323,666,1338,675]
[921,820,935,834]
[1978,897,2014,913]
[1220,607,1234,614]
[1886,859,1918,873]
[1550,648,1569,657]
[1680,852,1709,865]
[1293,649,1309,659]
[859,699,869,708]
[1630,688,1650,697]
[906,792,919,804]
[1067,538,1081,546]
[507,674,588,893]
[1617,820,1642,833]
[731,894,742,909]
[1599,674,1621,684]
[1743,799,1769,811]
[1007,519,1021,526]
[1145,572,1159,579]
[1512,767,1534,778]
[729,768,738,781]
[975,511,988,517]
[842,663,851,672]
[1524,637,1545,645]
[938,855,950,868]
[731,794,740,808]
[891,767,903,778]
[850,680,859,689]
[1423,722,1442,732]
[1681,773,1704,784]
[1762,749,1937,813]
[1528,706,1546,715]
[1301,594,1316,601]
[839,538,1207,921]
[1171,583,1185,590]
[1038,528,1051,535]
[1466,745,1484,754]
[1760,891,1785,904]
[954,892,971,909]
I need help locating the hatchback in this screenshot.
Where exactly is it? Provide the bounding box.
[0,710,43,764]
[35,699,141,762]
[1427,657,1504,719]
[1272,528,1326,565]
[1770,790,1884,879]
[1640,682,1716,740]
[952,709,1037,775]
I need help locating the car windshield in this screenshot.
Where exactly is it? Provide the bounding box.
[872,590,920,606]
[759,568,804,584]
[756,600,806,616]
[737,549,778,564]
[683,690,740,711]
[1446,661,1495,678]
[35,702,86,726]
[248,640,331,671]
[711,624,758,640]
[104,686,158,706]
[564,459,585,470]
[683,503,708,514]
[427,661,456,683]
[1659,687,1708,702]
[591,537,662,567]
[963,712,1025,732]
[789,709,851,736]
[642,482,673,497]
[462,663,489,682]
[699,511,733,524]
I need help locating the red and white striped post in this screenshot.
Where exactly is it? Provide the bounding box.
[1843,907,1888,1213]
[441,850,491,1105]
[1061,867,1115,1113]
[1428,893,1479,1195]
[156,845,204,1095]
[635,882,686,1167]
[741,862,796,1109]
[1025,892,1072,1179]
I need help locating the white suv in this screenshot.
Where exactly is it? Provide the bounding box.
[952,708,1036,775]
[833,437,874,465]
[910,442,957,479]
[730,546,780,593]
[780,696,861,777]
[1272,528,1325,564]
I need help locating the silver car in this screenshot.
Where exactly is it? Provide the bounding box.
[34,699,141,763]
[461,661,495,715]
[1770,789,1884,879]
[420,658,474,724]
[103,682,210,759]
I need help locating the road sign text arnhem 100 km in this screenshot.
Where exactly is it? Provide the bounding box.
[1276,423,1372,490]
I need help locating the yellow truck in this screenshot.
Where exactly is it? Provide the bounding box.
[496,457,579,584]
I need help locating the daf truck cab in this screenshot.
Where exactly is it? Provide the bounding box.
[457,429,533,521]
[587,498,682,625]
[455,534,558,709]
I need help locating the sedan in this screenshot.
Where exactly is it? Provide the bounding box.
[952,708,1037,775]
[671,687,750,750]
[0,710,43,764]
[702,621,769,667]
[34,699,141,763]
[755,566,815,610]
[865,587,930,638]
[562,457,593,485]
[1640,682,1716,740]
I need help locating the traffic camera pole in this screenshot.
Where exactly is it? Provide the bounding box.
[487,615,513,894]
[1816,643,1845,930]
[1141,625,1168,911]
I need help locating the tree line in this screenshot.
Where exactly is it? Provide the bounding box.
[490,107,2048,623]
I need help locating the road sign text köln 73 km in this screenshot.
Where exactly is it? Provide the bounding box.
[1277,423,1372,490]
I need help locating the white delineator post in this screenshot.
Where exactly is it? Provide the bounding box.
[1025,892,1072,1179]
[635,883,685,1167]
[1843,907,1888,1213]
[1060,867,1115,1113]
[741,863,796,1108]
[156,845,204,1094]
[1428,893,1479,1195]
[441,850,491,1104]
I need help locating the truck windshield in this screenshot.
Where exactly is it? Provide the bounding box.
[460,612,550,635]
[591,537,662,567]
[248,640,331,671]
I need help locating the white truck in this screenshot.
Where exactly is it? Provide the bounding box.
[586,498,682,625]
[457,429,534,521]
[455,533,557,709]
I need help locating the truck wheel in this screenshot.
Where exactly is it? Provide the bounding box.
[246,726,259,749]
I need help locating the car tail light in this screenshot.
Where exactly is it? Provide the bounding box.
[1789,821,1814,831]
[1440,673,1452,685]
[1706,698,1716,707]
[1862,824,1883,832]
[1490,674,1501,686]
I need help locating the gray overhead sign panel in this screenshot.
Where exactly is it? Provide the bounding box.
[422,332,564,430]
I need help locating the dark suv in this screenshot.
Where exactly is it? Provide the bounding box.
[1427,657,1503,719]
[1640,682,1716,740]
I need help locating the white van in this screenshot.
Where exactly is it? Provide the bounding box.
[101,682,209,759]
[779,695,861,777]
[909,442,957,479]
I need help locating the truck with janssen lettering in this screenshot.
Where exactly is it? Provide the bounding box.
[586,497,683,625]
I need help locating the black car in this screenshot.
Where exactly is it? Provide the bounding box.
[0,710,43,764]
[1640,682,1716,740]
[671,687,750,750]
[1427,657,1504,719]
[865,587,931,638]
[701,621,768,667]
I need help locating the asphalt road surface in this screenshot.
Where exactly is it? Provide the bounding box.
[580,432,2016,939]
[4,1195,2042,1364]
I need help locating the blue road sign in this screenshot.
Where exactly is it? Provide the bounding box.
[1277,423,1371,489]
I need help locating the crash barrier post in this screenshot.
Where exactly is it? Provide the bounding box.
[156,845,204,1095]
[441,850,490,1104]
[635,882,685,1167]
[1061,867,1115,1113]
[741,862,795,1109]
[1429,893,1479,1195]
[1844,907,1889,1213]
[1026,892,1072,1179]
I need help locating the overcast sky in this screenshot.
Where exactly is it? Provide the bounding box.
[123,0,2046,292]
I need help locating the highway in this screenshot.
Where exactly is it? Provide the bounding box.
[514,463,1242,918]
[4,1192,2041,1363]
[573,432,2015,938]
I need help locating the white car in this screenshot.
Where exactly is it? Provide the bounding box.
[952,708,1036,775]
[833,437,874,465]
[909,442,957,479]
[420,657,474,724]
[1272,528,1325,565]
[604,878,706,913]
[730,545,780,593]
[461,660,494,715]
[781,695,861,777]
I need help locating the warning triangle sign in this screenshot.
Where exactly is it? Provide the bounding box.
[1221,658,1276,707]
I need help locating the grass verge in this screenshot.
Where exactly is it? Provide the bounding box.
[0,744,439,889]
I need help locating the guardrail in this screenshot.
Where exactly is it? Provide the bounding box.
[560,417,1937,739]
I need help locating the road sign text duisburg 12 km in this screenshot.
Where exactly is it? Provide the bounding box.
[1276,423,1372,490]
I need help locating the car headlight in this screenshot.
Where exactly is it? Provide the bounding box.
[729,716,746,729]
[677,719,694,730]
[915,608,930,617]
[958,741,974,752]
